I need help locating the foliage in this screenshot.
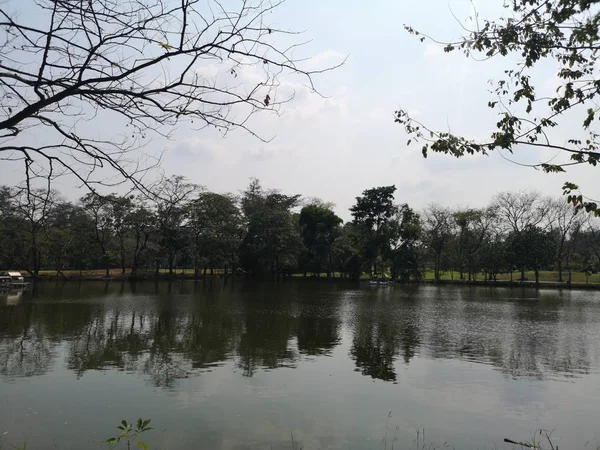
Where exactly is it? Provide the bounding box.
[239,180,303,277]
[398,0,600,214]
[387,205,422,282]
[299,203,343,277]
[188,192,243,275]
[350,186,399,277]
[1,182,599,283]
[421,204,453,281]
[508,225,558,283]
[104,418,153,450]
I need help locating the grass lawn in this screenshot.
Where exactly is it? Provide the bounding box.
[35,268,227,277]
[422,270,600,284]
[27,268,600,284]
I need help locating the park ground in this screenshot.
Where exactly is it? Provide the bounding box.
[27,268,600,285]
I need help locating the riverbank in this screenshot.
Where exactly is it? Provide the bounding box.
[19,271,600,291]
[422,278,600,290]
[12,269,600,290]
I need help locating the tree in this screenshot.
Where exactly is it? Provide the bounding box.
[105,196,135,275]
[453,208,493,281]
[507,225,557,285]
[11,187,58,275]
[127,203,155,278]
[44,200,81,277]
[480,233,508,282]
[188,192,242,277]
[299,203,343,277]
[0,0,341,193]
[397,1,600,214]
[563,219,584,284]
[492,191,551,280]
[153,176,197,276]
[493,191,550,234]
[0,186,23,270]
[548,199,582,282]
[81,193,115,277]
[421,204,453,280]
[387,205,422,282]
[239,180,303,277]
[333,223,363,280]
[575,217,600,279]
[350,185,397,277]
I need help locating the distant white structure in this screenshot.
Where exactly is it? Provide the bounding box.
[0,271,26,286]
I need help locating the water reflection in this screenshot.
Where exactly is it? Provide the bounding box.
[0,282,599,386]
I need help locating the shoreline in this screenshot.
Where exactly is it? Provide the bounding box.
[18,273,600,291]
[421,278,600,290]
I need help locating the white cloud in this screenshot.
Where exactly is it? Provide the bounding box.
[423,43,443,58]
[3,0,599,218]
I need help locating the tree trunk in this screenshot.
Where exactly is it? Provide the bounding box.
[557,259,563,283]
[534,266,540,286]
[194,251,199,279]
[168,252,175,275]
[520,266,526,281]
[32,234,40,275]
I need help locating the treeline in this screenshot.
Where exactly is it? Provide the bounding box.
[1,179,600,282]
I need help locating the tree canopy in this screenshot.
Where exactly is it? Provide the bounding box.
[0,181,598,285]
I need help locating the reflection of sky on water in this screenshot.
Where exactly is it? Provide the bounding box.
[0,288,24,306]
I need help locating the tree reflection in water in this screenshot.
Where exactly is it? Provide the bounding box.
[0,282,597,387]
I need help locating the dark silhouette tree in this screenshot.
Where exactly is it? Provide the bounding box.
[350,185,397,277]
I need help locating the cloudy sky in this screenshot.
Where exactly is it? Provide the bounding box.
[2,0,598,221]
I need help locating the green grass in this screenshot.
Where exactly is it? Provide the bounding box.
[35,268,227,277]
[27,268,600,284]
[290,272,371,280]
[422,269,600,284]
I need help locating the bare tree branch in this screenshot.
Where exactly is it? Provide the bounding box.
[0,0,343,196]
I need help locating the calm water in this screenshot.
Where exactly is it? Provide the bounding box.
[1,281,600,450]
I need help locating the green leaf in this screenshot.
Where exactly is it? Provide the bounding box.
[158,41,172,51]
[136,441,149,450]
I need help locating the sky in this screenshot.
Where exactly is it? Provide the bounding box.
[1,0,598,221]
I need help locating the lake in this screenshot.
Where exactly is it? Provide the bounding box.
[1,281,600,450]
